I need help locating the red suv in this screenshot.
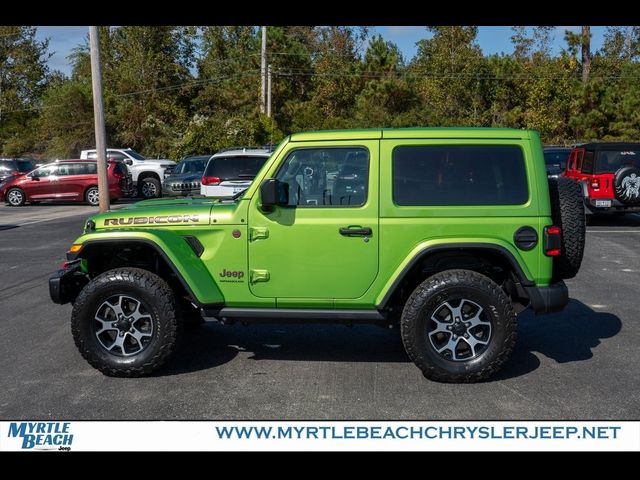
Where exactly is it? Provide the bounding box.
[563,142,640,217]
[0,160,131,207]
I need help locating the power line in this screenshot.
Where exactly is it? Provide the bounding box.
[0,71,261,114]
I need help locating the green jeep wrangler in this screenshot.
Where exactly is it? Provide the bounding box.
[50,128,585,382]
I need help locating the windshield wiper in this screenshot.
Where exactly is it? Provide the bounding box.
[230,189,247,200]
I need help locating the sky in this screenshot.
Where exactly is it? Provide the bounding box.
[35,26,607,76]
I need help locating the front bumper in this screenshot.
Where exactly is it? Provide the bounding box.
[162,182,201,197]
[49,261,88,305]
[525,281,569,315]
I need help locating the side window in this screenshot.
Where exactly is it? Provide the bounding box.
[575,150,584,171]
[86,152,98,160]
[274,147,369,207]
[56,164,71,176]
[61,163,87,176]
[107,151,127,161]
[31,165,58,178]
[582,151,595,173]
[393,145,528,206]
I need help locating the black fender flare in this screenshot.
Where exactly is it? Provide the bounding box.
[69,238,220,308]
[377,243,534,309]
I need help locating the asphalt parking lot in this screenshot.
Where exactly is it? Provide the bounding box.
[0,203,638,420]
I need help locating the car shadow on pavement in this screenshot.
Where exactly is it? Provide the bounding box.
[157,323,408,376]
[157,299,621,380]
[494,299,622,380]
[587,213,640,227]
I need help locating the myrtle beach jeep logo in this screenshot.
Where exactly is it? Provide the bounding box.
[7,422,73,450]
[104,214,200,226]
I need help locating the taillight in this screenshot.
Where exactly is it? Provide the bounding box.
[201,176,221,186]
[590,178,600,190]
[544,226,562,256]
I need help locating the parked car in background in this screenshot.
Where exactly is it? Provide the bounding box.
[0,158,36,183]
[563,142,640,218]
[543,146,571,177]
[80,148,175,199]
[200,146,272,197]
[162,155,210,197]
[0,159,131,207]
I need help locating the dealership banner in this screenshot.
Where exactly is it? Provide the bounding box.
[1,421,638,451]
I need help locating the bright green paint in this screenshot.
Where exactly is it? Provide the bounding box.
[71,128,554,309]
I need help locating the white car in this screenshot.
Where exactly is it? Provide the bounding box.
[80,148,176,199]
[200,147,272,198]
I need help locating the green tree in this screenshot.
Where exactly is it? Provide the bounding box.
[0,26,51,155]
[412,26,489,126]
[353,34,420,127]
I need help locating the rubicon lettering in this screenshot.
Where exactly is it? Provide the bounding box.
[7,422,74,450]
[104,215,200,226]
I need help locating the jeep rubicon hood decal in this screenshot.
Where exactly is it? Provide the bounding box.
[103,214,201,226]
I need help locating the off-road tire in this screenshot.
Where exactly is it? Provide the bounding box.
[71,268,181,377]
[139,177,161,199]
[613,165,640,205]
[6,187,26,206]
[548,177,585,280]
[400,269,517,383]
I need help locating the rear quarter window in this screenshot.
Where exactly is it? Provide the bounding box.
[392,145,528,206]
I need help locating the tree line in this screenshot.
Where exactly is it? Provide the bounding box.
[1,26,640,160]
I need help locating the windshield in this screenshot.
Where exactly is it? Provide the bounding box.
[16,160,35,172]
[595,150,640,173]
[204,155,268,181]
[544,150,570,169]
[124,149,146,160]
[175,156,210,174]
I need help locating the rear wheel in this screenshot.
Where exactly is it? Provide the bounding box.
[6,188,25,206]
[400,269,517,383]
[71,268,181,377]
[85,186,100,206]
[139,177,161,199]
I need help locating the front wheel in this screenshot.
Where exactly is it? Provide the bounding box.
[400,269,517,383]
[71,268,181,377]
[139,177,161,199]
[6,188,26,206]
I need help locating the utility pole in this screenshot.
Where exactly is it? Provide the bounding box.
[581,26,591,83]
[260,26,267,114]
[267,64,272,118]
[89,26,110,213]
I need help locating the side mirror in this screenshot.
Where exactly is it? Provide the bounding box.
[123,159,133,166]
[260,178,289,211]
[31,176,40,181]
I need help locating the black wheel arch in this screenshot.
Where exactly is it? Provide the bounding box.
[138,172,161,182]
[70,239,207,308]
[377,243,534,311]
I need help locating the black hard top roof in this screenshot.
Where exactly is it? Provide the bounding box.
[580,142,640,151]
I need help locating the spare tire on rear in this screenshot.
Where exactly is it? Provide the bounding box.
[613,166,640,205]
[548,177,585,280]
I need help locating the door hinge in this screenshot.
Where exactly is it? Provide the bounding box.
[249,227,269,241]
[250,269,270,284]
